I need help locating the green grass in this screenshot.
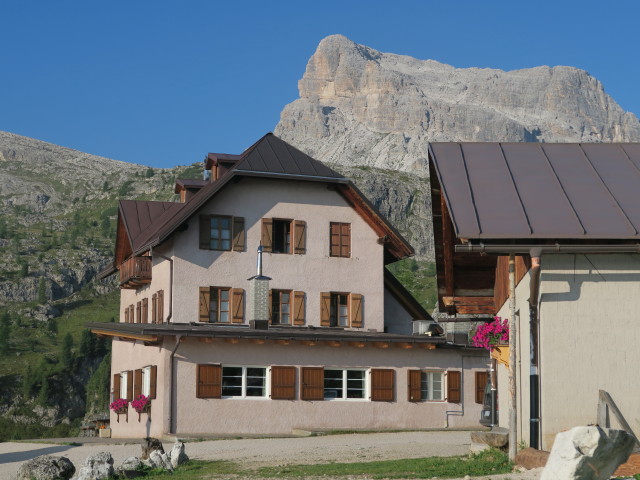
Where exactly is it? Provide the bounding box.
[141,450,511,479]
[386,259,437,313]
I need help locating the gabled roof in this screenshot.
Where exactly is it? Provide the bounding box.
[429,142,640,240]
[107,133,413,272]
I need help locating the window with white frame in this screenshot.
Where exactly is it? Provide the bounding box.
[142,366,152,397]
[323,369,366,400]
[421,371,444,401]
[221,366,267,398]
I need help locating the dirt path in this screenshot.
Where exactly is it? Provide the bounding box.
[0,431,542,479]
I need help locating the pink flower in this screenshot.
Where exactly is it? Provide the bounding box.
[131,394,151,413]
[109,398,129,412]
[472,317,509,350]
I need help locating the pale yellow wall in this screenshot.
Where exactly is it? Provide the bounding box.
[170,178,386,330]
[497,253,640,451]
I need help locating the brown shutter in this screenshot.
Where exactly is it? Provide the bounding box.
[157,290,164,323]
[320,292,331,326]
[330,223,340,257]
[142,298,148,324]
[231,288,244,323]
[293,291,305,325]
[149,365,157,399]
[123,307,128,323]
[199,215,210,249]
[293,220,306,254]
[232,217,245,252]
[408,370,422,402]
[130,305,134,323]
[271,366,296,400]
[261,218,273,252]
[475,371,488,404]
[196,364,221,398]
[136,302,141,323]
[301,367,324,400]
[199,287,211,322]
[134,369,142,399]
[447,371,462,403]
[350,294,363,328]
[113,374,121,400]
[342,223,351,257]
[151,293,157,324]
[126,370,133,400]
[371,369,395,402]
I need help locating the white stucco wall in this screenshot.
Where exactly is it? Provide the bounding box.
[497,253,640,450]
[170,178,386,331]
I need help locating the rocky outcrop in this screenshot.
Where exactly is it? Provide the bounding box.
[276,35,640,174]
[15,455,75,480]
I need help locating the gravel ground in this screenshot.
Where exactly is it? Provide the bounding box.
[0,431,542,480]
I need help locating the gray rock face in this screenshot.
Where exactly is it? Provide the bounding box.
[169,441,189,468]
[15,455,75,480]
[540,426,634,480]
[71,451,114,480]
[275,34,640,174]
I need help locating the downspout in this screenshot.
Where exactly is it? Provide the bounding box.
[151,248,174,323]
[445,354,477,427]
[167,335,183,435]
[528,249,542,450]
[508,254,517,461]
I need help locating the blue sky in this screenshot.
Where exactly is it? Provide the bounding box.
[1,0,638,168]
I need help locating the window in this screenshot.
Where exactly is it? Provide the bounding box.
[323,369,366,400]
[320,293,363,328]
[199,215,245,252]
[222,366,267,398]
[142,366,152,397]
[199,287,244,323]
[120,370,132,400]
[271,290,291,325]
[330,222,350,257]
[262,218,306,254]
[421,371,444,401]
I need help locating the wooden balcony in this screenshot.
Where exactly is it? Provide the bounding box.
[120,257,152,289]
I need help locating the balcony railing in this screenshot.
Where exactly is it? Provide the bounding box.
[119,256,152,289]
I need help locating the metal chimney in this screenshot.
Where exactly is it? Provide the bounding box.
[247,243,271,329]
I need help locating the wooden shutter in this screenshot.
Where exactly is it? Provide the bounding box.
[142,298,148,324]
[300,367,324,400]
[330,223,340,257]
[231,288,244,323]
[447,371,461,403]
[134,369,142,399]
[475,371,488,404]
[199,215,210,249]
[151,293,157,324]
[113,374,121,400]
[199,287,211,322]
[320,292,331,326]
[157,290,164,323]
[293,220,306,254]
[293,291,305,325]
[408,370,422,402]
[123,307,128,323]
[371,369,395,402]
[149,365,157,399]
[261,218,273,252]
[271,366,296,400]
[196,364,221,398]
[350,294,363,328]
[232,217,245,252]
[341,223,351,257]
[125,370,133,400]
[136,302,141,323]
[130,305,134,323]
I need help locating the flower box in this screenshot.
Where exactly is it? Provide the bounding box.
[490,344,510,367]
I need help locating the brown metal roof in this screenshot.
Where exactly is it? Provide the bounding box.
[429,143,640,239]
[119,200,184,251]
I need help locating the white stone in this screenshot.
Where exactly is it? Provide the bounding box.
[169,441,189,468]
[71,451,114,480]
[541,426,634,480]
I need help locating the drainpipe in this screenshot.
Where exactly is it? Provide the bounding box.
[528,249,542,450]
[445,354,477,427]
[167,335,183,435]
[508,254,517,461]
[490,357,498,427]
[151,248,174,323]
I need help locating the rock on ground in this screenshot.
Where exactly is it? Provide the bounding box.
[15,455,75,480]
[540,426,635,480]
[168,441,189,468]
[140,437,164,460]
[145,450,173,472]
[116,456,143,478]
[71,451,114,480]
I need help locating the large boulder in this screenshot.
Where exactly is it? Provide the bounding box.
[541,426,635,480]
[169,441,189,468]
[16,455,75,480]
[116,456,143,478]
[71,451,114,480]
[145,450,173,472]
[140,437,164,460]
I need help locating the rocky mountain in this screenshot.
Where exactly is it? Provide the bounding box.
[275,34,640,173]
